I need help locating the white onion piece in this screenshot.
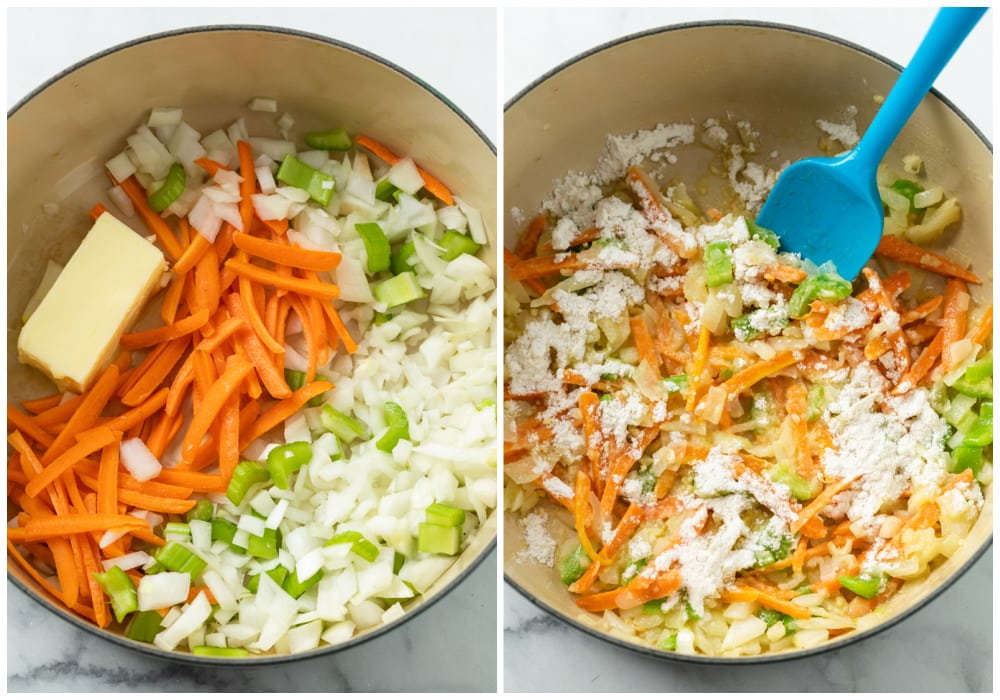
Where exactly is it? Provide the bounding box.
[102,550,153,572]
[106,152,137,183]
[154,592,213,651]
[148,107,183,127]
[188,195,222,242]
[138,571,191,611]
[256,165,277,194]
[119,438,162,482]
[456,197,487,245]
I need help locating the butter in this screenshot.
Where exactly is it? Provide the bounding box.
[18,212,167,393]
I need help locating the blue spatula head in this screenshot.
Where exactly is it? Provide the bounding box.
[756,152,884,282]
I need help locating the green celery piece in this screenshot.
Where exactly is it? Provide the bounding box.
[210,518,246,553]
[788,273,853,318]
[283,369,330,406]
[372,271,425,308]
[437,229,481,261]
[745,217,780,249]
[426,503,466,527]
[226,460,269,506]
[376,402,410,452]
[266,441,313,489]
[282,569,323,599]
[186,500,215,523]
[164,522,191,539]
[355,222,391,273]
[963,416,993,447]
[657,631,678,651]
[147,162,186,213]
[600,373,619,381]
[320,405,369,443]
[125,610,164,642]
[373,311,393,326]
[276,154,336,206]
[637,466,657,495]
[839,573,883,599]
[950,445,984,476]
[756,608,783,627]
[621,558,647,585]
[944,393,978,427]
[375,178,400,203]
[662,374,688,394]
[393,551,406,575]
[390,240,417,275]
[952,375,993,400]
[326,531,380,562]
[304,127,352,151]
[247,529,280,560]
[730,314,759,342]
[768,465,818,500]
[192,646,250,658]
[964,353,993,382]
[155,542,207,578]
[889,178,924,211]
[91,566,138,623]
[704,240,734,287]
[806,385,825,422]
[684,601,701,621]
[642,597,667,615]
[417,522,462,555]
[558,544,591,585]
[247,564,289,593]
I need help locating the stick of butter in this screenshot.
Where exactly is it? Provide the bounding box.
[18,212,167,393]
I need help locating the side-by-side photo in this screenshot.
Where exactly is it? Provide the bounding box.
[7,7,497,693]
[502,7,991,693]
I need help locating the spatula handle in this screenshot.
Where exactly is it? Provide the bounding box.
[853,7,986,171]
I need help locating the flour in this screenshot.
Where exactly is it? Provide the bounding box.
[816,105,860,149]
[518,511,557,567]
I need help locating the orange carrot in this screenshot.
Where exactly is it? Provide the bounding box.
[900,295,943,326]
[7,404,55,448]
[242,381,334,448]
[180,356,254,462]
[874,235,981,284]
[503,248,548,297]
[626,165,697,258]
[218,392,241,483]
[940,278,970,371]
[573,470,605,565]
[515,214,546,259]
[25,428,122,499]
[355,134,454,205]
[893,329,945,394]
[20,393,65,415]
[96,442,119,517]
[172,232,213,276]
[790,475,859,535]
[121,337,190,407]
[77,388,169,443]
[192,245,221,317]
[116,176,185,261]
[237,140,256,236]
[232,232,343,270]
[41,363,121,463]
[115,489,196,514]
[120,309,209,350]
[968,304,993,347]
[240,274,284,354]
[718,351,797,399]
[630,314,660,378]
[12,512,151,541]
[763,264,808,284]
[223,293,291,398]
[89,203,109,220]
[224,258,341,298]
[193,157,230,176]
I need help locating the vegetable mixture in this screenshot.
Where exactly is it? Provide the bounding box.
[8,103,497,656]
[503,119,991,656]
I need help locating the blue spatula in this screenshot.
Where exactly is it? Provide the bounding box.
[755,7,986,282]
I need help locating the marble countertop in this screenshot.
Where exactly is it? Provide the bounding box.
[503,7,992,694]
[6,7,497,693]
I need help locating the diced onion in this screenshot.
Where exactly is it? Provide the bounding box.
[119,438,162,482]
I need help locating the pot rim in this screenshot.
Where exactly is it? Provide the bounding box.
[7,22,497,667]
[502,18,993,665]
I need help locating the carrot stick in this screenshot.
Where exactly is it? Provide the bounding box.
[160,271,187,325]
[193,157,230,176]
[76,388,169,443]
[503,248,548,297]
[232,231,343,270]
[120,309,209,350]
[20,393,64,414]
[214,222,237,261]
[763,264,808,284]
[41,363,120,463]
[242,381,333,448]
[355,134,454,205]
[572,470,605,565]
[785,383,815,479]
[154,469,227,492]
[25,428,122,499]
[630,315,660,378]
[192,244,221,317]
[307,294,329,365]
[732,584,811,619]
[626,165,697,258]
[121,336,190,407]
[13,512,151,541]
[259,217,289,238]
[96,442,119,517]
[7,405,55,448]
[893,328,945,394]
[79,536,110,628]
[874,235,981,284]
[180,356,254,462]
[223,258,340,298]
[240,274,284,354]
[686,324,712,412]
[718,351,797,399]
[515,214,546,259]
[289,295,318,381]
[172,232,213,276]
[900,295,943,326]
[218,392,241,483]
[223,293,291,398]
[968,304,993,347]
[116,489,196,514]
[569,502,644,594]
[306,270,357,353]
[940,278,970,371]
[116,176,185,261]
[790,475,860,534]
[237,140,256,235]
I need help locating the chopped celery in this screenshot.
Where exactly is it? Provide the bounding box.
[247,529,280,560]
[943,394,978,428]
[185,500,215,523]
[390,240,417,275]
[283,369,329,406]
[355,222,391,273]
[425,503,466,527]
[266,441,313,489]
[684,600,701,621]
[662,374,688,394]
[620,557,647,585]
[376,402,410,452]
[326,531,379,562]
[756,608,783,627]
[962,407,992,447]
[952,375,993,400]
[950,445,984,476]
[964,352,993,382]
[839,572,884,599]
[247,564,289,593]
[768,464,818,500]
[558,544,591,585]
[210,518,245,553]
[438,229,481,261]
[125,610,164,642]
[889,178,924,211]
[375,178,401,203]
[393,551,406,575]
[192,646,251,658]
[788,273,853,318]
[282,569,323,599]
[154,542,207,578]
[657,631,678,651]
[226,460,269,506]
[746,218,780,249]
[730,314,759,342]
[417,522,462,555]
[372,271,425,308]
[304,127,352,151]
[320,406,369,443]
[164,522,191,539]
[92,566,138,623]
[806,384,825,422]
[147,162,186,212]
[642,597,667,615]
[276,154,336,206]
[704,241,734,287]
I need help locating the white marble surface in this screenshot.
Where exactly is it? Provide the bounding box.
[6,7,497,693]
[503,7,992,693]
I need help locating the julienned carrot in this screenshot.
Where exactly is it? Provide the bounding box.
[232,232,343,270]
[874,235,981,284]
[307,272,357,353]
[25,428,122,499]
[89,203,110,221]
[718,351,797,399]
[630,315,660,377]
[900,295,943,326]
[790,475,860,535]
[20,393,64,415]
[242,381,334,449]
[224,258,341,298]
[42,363,120,464]
[626,165,697,259]
[223,293,291,398]
[687,324,712,412]
[573,470,605,565]
[940,278,970,371]
[161,271,187,325]
[218,392,241,483]
[154,469,226,492]
[515,214,546,259]
[260,217,289,237]
[78,388,169,444]
[120,309,209,351]
[763,264,808,284]
[181,356,254,461]
[731,584,811,619]
[308,295,329,366]
[599,426,659,520]
[288,295,318,381]
[570,502,644,595]
[893,329,945,394]
[116,489,196,514]
[11,512,151,541]
[173,232,213,276]
[193,157,230,176]
[121,337,190,407]
[785,383,815,479]
[503,248,549,298]
[117,176,185,261]
[240,274,284,354]
[97,442,119,517]
[193,245,221,317]
[237,140,256,236]
[355,134,454,205]
[7,405,55,448]
[968,304,993,347]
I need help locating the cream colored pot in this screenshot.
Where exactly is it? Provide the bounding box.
[504,22,991,662]
[8,26,497,664]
